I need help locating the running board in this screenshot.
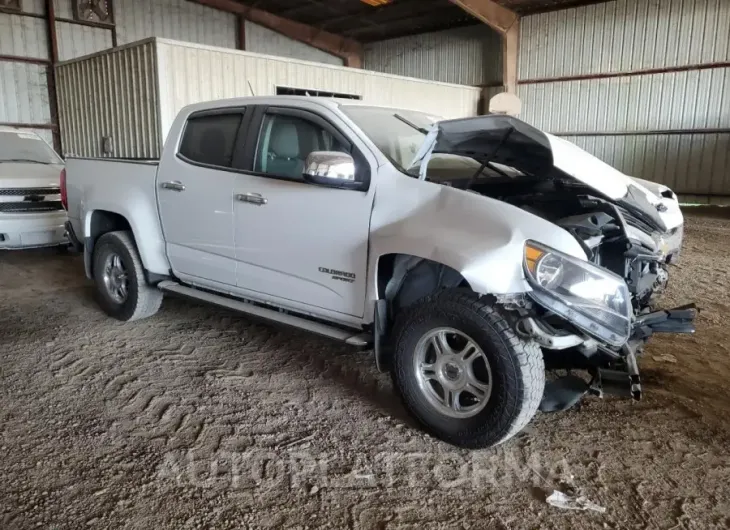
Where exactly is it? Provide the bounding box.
[158,281,371,347]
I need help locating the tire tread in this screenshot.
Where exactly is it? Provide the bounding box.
[94,231,162,322]
[391,289,545,448]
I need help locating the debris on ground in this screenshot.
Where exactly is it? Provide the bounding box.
[546,491,606,514]
[652,353,678,363]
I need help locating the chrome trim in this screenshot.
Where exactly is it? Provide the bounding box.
[160,181,186,191]
[235,192,267,205]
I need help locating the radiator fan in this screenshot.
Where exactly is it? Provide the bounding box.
[73,0,112,23]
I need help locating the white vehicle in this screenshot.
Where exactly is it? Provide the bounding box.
[0,127,67,249]
[63,97,695,448]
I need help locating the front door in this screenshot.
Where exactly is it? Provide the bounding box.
[157,107,250,287]
[233,105,375,318]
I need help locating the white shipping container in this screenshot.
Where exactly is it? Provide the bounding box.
[55,38,482,159]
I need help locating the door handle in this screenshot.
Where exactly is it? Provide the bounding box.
[236,192,268,206]
[160,181,186,192]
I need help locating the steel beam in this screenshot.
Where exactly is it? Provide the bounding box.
[448,0,518,34]
[449,0,520,95]
[190,0,364,67]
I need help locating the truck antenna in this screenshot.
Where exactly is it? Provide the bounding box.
[247,80,255,96]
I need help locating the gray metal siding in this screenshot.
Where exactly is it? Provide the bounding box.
[519,67,730,133]
[23,0,44,15]
[520,0,730,79]
[0,62,51,124]
[364,25,502,86]
[0,14,49,59]
[53,0,74,19]
[156,40,481,141]
[114,0,237,49]
[518,0,730,196]
[55,39,481,158]
[244,21,343,66]
[56,22,113,62]
[56,41,160,158]
[564,133,730,196]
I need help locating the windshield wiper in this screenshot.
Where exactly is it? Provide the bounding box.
[394,114,430,134]
[0,158,50,164]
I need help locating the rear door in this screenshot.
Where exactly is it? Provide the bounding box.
[157,107,251,287]
[232,104,376,318]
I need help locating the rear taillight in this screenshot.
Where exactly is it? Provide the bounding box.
[60,168,68,210]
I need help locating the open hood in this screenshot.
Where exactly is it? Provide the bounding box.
[411,115,676,232]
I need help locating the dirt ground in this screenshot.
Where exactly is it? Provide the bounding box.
[1,211,729,530]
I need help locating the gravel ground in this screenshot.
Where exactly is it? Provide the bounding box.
[1,211,729,530]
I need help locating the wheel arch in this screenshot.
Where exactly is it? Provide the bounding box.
[372,252,474,372]
[83,208,168,282]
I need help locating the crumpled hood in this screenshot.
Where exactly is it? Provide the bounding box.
[412,115,681,232]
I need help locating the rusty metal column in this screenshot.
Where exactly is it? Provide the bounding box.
[45,0,61,153]
[502,20,519,95]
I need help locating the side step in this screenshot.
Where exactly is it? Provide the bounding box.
[158,281,371,347]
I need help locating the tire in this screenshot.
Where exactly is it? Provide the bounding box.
[92,230,163,322]
[391,289,545,449]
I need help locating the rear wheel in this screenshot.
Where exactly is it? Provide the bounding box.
[391,289,545,448]
[92,231,162,321]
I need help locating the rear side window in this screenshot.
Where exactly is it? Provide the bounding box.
[179,113,242,168]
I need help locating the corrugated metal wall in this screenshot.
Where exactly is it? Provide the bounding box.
[0,8,52,141]
[55,38,481,158]
[3,0,346,157]
[56,22,113,62]
[114,0,237,49]
[518,0,730,196]
[564,133,730,196]
[155,39,481,141]
[0,14,48,58]
[244,21,343,66]
[0,62,51,125]
[56,41,160,158]
[364,25,502,86]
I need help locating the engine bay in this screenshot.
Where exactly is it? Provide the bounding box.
[461,176,671,311]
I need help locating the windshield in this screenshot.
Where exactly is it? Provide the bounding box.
[0,131,62,164]
[342,106,523,181]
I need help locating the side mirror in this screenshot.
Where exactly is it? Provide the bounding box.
[303,151,361,190]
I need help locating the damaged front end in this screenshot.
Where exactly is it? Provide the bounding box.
[414,114,697,408]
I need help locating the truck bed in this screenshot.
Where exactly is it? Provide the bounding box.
[65,157,169,275]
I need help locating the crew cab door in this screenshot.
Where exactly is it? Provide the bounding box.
[157,107,251,287]
[233,105,376,318]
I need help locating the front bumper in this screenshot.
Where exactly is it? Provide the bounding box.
[662,224,684,264]
[0,211,68,249]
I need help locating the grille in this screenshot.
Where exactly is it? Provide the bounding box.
[0,201,63,213]
[0,187,60,196]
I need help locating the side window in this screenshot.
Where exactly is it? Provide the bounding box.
[254,113,349,180]
[179,113,242,168]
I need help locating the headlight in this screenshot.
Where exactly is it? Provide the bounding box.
[524,241,631,346]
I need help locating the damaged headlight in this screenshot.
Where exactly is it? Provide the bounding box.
[524,241,632,347]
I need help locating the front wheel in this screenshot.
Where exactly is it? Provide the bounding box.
[391,289,545,449]
[92,231,163,322]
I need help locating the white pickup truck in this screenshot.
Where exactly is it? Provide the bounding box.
[64,96,695,448]
[0,127,67,249]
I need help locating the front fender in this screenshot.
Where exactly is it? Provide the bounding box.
[367,175,586,313]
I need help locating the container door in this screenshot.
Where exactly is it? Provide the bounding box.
[233,106,375,318]
[157,107,250,287]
